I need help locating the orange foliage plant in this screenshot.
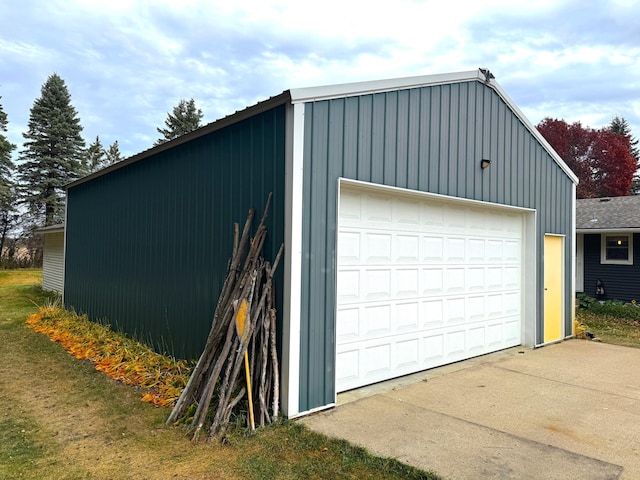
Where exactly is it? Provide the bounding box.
[26,306,192,408]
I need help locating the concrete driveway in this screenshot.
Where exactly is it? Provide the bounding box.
[301,340,640,479]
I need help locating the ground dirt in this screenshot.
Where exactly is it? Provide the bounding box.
[0,324,249,480]
[0,275,243,479]
[1,272,436,480]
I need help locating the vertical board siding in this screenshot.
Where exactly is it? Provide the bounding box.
[42,232,65,294]
[299,80,575,412]
[65,106,286,360]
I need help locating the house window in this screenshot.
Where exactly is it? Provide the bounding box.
[601,234,633,265]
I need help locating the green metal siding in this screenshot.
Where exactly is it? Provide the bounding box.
[299,80,575,412]
[65,105,286,360]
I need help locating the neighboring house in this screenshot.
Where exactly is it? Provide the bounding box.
[62,69,578,418]
[576,195,640,302]
[35,224,65,294]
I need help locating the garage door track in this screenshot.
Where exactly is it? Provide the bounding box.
[301,340,640,479]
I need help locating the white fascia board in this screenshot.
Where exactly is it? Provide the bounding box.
[281,102,305,417]
[577,228,640,233]
[289,70,483,104]
[487,80,579,186]
[34,224,65,234]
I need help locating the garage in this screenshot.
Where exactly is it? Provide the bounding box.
[62,69,578,417]
[336,182,528,392]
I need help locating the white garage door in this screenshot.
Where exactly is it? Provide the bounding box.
[336,184,523,392]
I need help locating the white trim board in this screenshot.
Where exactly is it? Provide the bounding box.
[281,102,305,417]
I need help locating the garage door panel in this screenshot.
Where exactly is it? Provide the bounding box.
[446,297,466,323]
[365,194,392,225]
[340,190,363,220]
[337,269,360,301]
[422,268,444,294]
[364,304,391,335]
[445,205,467,232]
[336,307,359,341]
[467,267,485,291]
[467,238,486,261]
[423,334,444,361]
[467,296,485,321]
[423,299,444,327]
[365,232,392,262]
[337,186,524,392]
[338,231,361,263]
[364,269,391,299]
[445,267,465,292]
[396,302,420,330]
[421,202,445,230]
[397,235,420,261]
[446,237,466,262]
[395,199,421,226]
[396,268,419,296]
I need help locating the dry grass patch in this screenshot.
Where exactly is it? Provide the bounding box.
[1,269,441,480]
[576,310,640,348]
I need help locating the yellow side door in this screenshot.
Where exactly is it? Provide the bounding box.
[544,235,564,343]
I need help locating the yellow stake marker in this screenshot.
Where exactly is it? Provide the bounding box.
[234,299,255,431]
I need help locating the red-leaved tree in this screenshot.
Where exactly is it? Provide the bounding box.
[537,118,637,198]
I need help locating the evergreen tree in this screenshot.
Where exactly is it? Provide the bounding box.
[610,116,640,158]
[87,135,107,173]
[105,140,123,165]
[0,96,17,258]
[18,74,85,226]
[610,116,640,194]
[154,98,203,145]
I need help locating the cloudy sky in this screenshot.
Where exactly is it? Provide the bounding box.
[1,0,639,159]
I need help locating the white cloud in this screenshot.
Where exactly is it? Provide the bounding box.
[2,0,640,158]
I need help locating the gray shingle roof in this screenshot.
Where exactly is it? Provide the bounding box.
[576,196,640,230]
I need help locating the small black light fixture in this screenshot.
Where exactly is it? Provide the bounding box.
[480,159,492,169]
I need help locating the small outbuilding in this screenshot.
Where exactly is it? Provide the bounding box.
[35,223,65,294]
[63,69,578,417]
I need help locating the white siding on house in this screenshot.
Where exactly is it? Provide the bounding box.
[42,232,64,294]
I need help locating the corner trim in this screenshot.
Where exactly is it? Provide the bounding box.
[281,102,305,417]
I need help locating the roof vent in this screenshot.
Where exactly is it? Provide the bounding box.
[599,198,611,202]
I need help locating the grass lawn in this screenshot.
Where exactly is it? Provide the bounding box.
[576,309,640,348]
[0,269,440,480]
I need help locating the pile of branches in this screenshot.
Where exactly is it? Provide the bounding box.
[167,194,283,441]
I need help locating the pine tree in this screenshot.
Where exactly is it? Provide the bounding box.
[610,116,639,158]
[87,135,105,172]
[0,96,17,258]
[610,116,640,194]
[155,98,203,145]
[18,74,85,226]
[87,135,107,173]
[105,140,123,165]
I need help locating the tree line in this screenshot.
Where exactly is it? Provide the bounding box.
[0,73,204,267]
[537,116,640,198]
[1,73,638,267]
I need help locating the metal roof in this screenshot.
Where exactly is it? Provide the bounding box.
[66,68,579,189]
[34,223,65,234]
[577,196,640,231]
